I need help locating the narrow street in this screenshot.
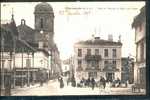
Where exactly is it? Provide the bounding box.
[11,79,145,96]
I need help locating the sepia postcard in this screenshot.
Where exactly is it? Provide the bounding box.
[0,1,147,97]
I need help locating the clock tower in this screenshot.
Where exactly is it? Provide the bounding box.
[34,2,54,50]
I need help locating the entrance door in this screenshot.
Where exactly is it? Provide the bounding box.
[106,73,114,82]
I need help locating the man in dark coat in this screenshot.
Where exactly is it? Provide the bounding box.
[86,77,91,87]
[100,76,106,89]
[39,70,44,86]
[59,77,64,88]
[91,77,96,90]
[102,77,106,89]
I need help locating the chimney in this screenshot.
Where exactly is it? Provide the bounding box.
[92,34,95,42]
[118,35,121,42]
[95,37,100,40]
[108,34,113,41]
[21,19,26,25]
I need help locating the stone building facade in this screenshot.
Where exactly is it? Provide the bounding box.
[121,57,134,84]
[132,6,146,88]
[0,16,36,95]
[17,2,62,78]
[0,2,62,95]
[74,36,122,82]
[34,2,54,50]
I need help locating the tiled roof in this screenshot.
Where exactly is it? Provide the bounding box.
[0,26,14,52]
[37,48,49,56]
[1,20,19,37]
[27,42,38,48]
[75,38,122,46]
[0,19,19,51]
[0,24,35,52]
[17,24,35,43]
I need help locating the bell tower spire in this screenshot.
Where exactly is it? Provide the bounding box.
[11,8,14,20]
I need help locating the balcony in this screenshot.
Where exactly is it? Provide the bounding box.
[85,55,102,61]
[85,66,101,71]
[103,64,119,72]
[76,67,83,71]
[103,66,119,72]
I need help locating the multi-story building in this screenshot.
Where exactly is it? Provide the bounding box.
[121,57,129,82]
[17,2,62,78]
[74,35,122,82]
[0,3,62,94]
[62,56,75,77]
[51,44,62,78]
[0,15,36,95]
[132,6,146,88]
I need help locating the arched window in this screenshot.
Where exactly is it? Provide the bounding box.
[40,18,43,29]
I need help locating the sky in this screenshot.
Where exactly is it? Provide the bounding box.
[1,2,145,60]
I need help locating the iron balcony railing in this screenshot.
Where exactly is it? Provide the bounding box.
[85,55,102,61]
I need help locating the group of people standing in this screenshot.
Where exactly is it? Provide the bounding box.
[78,76,106,90]
[57,75,124,90]
[58,75,76,88]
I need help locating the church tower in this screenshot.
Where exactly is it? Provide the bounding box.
[34,2,54,50]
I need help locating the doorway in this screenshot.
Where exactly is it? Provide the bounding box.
[106,73,114,82]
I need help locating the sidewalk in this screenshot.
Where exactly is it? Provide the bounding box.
[12,83,40,90]
[11,80,55,95]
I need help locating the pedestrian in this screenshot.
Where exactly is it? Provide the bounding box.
[100,76,106,89]
[60,77,64,88]
[126,80,129,87]
[116,77,121,87]
[87,77,91,87]
[91,77,96,90]
[67,77,70,86]
[5,72,11,96]
[71,78,76,87]
[80,77,85,87]
[39,71,44,86]
[58,76,61,82]
[102,77,106,89]
[71,75,76,87]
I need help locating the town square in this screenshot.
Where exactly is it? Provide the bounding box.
[0,2,146,96]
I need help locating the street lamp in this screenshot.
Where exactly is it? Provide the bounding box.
[40,30,44,34]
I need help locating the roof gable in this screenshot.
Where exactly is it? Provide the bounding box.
[17,24,35,43]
